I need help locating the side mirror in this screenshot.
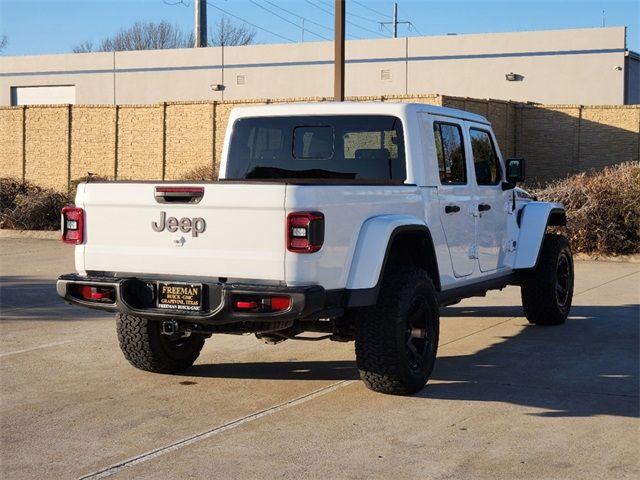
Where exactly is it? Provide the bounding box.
[506,158,525,183]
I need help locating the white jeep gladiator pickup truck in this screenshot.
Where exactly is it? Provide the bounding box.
[57,102,573,395]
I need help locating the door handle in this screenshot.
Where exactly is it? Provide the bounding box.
[445,205,460,214]
[478,203,491,212]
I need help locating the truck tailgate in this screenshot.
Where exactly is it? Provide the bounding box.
[77,182,286,281]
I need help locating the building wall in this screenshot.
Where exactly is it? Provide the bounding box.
[408,28,627,105]
[114,48,224,104]
[1,52,116,105]
[0,27,633,107]
[1,94,637,192]
[626,54,640,104]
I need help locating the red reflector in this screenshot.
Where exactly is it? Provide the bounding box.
[235,301,258,310]
[77,285,114,301]
[61,207,84,244]
[270,296,291,311]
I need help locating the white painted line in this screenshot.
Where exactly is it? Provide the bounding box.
[0,340,72,358]
[79,379,355,480]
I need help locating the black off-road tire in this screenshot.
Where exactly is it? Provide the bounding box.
[521,233,574,326]
[116,314,205,373]
[354,266,439,396]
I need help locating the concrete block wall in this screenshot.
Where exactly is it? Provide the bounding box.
[441,96,517,158]
[165,102,215,180]
[71,106,116,181]
[0,107,24,180]
[116,105,164,180]
[24,105,69,191]
[579,106,640,170]
[1,94,638,191]
[515,104,640,183]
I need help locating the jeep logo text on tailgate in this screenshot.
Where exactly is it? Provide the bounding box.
[152,211,206,237]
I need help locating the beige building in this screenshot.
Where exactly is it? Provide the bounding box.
[1,26,638,106]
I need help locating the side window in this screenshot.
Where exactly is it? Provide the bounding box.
[433,122,466,184]
[252,127,285,160]
[470,128,501,185]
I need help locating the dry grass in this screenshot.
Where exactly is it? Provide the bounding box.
[2,162,638,254]
[530,162,640,255]
[0,178,72,231]
[180,163,219,181]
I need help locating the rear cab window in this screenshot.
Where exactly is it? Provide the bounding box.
[225,115,406,182]
[469,128,501,185]
[433,122,467,185]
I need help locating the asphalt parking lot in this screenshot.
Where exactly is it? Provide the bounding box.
[1,238,638,479]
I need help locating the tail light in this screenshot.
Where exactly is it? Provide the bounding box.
[287,212,324,253]
[70,284,115,303]
[61,207,84,244]
[233,295,291,313]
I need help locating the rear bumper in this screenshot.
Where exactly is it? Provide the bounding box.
[56,274,326,325]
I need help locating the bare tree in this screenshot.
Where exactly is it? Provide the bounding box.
[208,17,256,47]
[72,17,255,53]
[0,35,7,53]
[72,40,94,54]
[101,21,189,51]
[72,21,189,52]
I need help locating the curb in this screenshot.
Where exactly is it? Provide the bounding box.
[573,253,640,264]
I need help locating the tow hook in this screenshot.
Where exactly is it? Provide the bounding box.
[161,320,179,335]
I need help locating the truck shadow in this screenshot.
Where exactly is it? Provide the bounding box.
[189,304,639,418]
[0,276,110,321]
[421,304,639,418]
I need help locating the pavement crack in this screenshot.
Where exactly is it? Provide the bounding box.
[574,270,639,297]
[440,317,518,348]
[0,340,72,357]
[78,379,354,480]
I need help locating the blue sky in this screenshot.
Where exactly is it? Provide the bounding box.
[1,0,638,56]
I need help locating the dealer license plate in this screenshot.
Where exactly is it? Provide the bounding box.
[157,282,203,311]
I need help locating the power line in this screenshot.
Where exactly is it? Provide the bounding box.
[303,0,387,38]
[303,0,333,17]
[352,0,388,19]
[262,0,333,32]
[262,0,363,40]
[345,5,385,25]
[162,0,189,7]
[409,23,423,36]
[249,0,330,40]
[316,0,334,9]
[206,1,296,43]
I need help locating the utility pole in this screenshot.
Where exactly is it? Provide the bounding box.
[334,0,345,101]
[393,3,397,38]
[194,0,207,47]
[380,2,411,39]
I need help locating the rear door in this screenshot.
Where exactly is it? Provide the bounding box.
[467,125,508,272]
[77,182,287,281]
[430,115,476,278]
